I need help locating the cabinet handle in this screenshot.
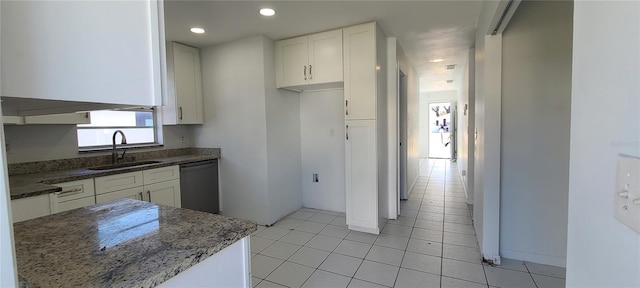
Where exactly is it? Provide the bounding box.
[304,66,307,80]
[57,187,83,197]
[139,192,143,201]
[147,191,151,202]
[179,107,183,120]
[309,65,312,80]
[346,125,349,140]
[345,100,349,116]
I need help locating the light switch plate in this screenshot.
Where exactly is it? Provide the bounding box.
[614,154,640,234]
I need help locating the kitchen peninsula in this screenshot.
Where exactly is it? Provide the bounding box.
[13,199,256,287]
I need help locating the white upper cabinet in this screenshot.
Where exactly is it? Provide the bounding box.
[276,29,343,91]
[343,23,377,120]
[277,36,309,88]
[163,42,204,125]
[0,1,164,107]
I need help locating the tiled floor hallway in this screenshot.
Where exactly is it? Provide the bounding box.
[250,159,566,288]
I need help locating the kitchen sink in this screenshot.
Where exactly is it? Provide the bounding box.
[87,160,162,171]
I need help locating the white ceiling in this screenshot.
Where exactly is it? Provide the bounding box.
[164,1,482,93]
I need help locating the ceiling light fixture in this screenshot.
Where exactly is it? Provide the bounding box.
[190,27,205,34]
[429,59,444,63]
[260,8,276,16]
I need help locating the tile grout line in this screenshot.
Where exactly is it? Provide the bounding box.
[439,161,447,288]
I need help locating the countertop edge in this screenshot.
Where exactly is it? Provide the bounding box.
[9,155,219,200]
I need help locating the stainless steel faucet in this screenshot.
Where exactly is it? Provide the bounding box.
[112,130,128,164]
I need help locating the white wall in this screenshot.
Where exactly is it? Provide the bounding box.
[500,0,572,267]
[566,1,640,287]
[419,90,457,159]
[387,38,399,215]
[457,49,475,203]
[262,37,303,223]
[376,26,389,223]
[473,0,504,264]
[0,2,18,283]
[193,36,270,224]
[403,50,420,201]
[3,124,192,164]
[300,89,345,212]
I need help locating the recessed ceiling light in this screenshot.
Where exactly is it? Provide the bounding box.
[190,27,205,34]
[260,8,276,16]
[430,59,444,63]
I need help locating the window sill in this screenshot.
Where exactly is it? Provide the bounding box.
[78,143,164,154]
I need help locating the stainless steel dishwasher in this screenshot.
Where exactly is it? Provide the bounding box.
[180,160,219,214]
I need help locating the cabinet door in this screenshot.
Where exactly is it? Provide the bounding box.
[2,1,161,107]
[144,179,181,208]
[308,29,343,85]
[96,187,145,204]
[276,36,309,87]
[345,120,378,231]
[343,23,376,120]
[172,42,204,124]
[11,194,52,223]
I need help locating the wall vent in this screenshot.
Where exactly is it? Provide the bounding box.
[446,64,456,70]
[446,80,454,83]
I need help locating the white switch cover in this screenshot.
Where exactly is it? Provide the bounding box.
[614,154,640,234]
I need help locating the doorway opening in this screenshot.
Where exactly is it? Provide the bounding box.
[428,102,454,159]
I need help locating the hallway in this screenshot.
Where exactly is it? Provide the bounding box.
[250,159,566,287]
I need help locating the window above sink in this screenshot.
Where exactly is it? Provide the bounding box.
[77,108,158,150]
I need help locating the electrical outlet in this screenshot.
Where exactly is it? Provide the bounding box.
[330,129,335,137]
[180,135,185,143]
[4,142,10,154]
[614,154,640,234]
[461,170,466,176]
[313,174,319,183]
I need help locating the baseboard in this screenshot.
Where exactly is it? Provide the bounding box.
[405,174,419,200]
[500,248,566,268]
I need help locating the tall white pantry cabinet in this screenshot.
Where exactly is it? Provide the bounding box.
[343,23,387,234]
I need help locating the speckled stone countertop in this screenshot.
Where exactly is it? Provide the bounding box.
[9,148,220,200]
[14,198,256,288]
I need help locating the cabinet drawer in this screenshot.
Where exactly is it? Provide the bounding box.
[95,171,143,194]
[53,197,96,214]
[143,165,179,185]
[96,186,145,204]
[51,179,95,202]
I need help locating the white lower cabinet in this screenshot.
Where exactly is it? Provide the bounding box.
[345,120,379,233]
[50,179,96,214]
[11,194,51,223]
[144,179,181,208]
[95,166,181,208]
[96,186,145,204]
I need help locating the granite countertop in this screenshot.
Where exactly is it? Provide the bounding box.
[14,198,257,287]
[9,152,219,200]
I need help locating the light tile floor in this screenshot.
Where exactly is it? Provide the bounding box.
[251,159,566,288]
